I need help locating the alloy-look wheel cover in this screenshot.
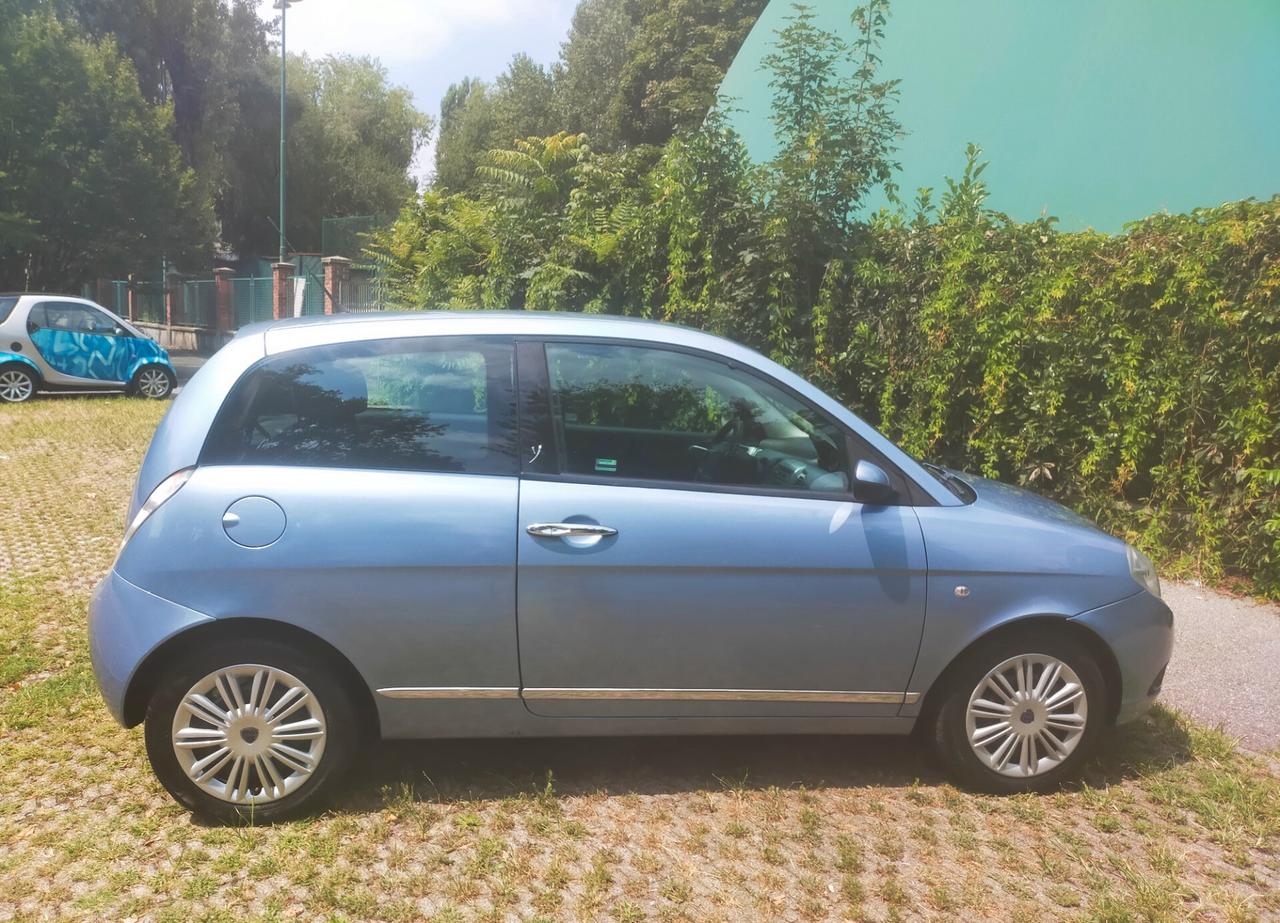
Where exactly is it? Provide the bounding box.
[0,369,33,402]
[965,653,1088,778]
[138,368,171,398]
[171,664,327,805]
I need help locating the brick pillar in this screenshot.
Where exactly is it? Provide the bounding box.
[213,267,235,336]
[126,274,138,322]
[272,262,295,320]
[322,256,351,314]
[164,272,183,327]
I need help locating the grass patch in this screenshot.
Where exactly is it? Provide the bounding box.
[0,396,1277,920]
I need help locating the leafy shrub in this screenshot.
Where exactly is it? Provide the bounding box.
[370,2,1280,594]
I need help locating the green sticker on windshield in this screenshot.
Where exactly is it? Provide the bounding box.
[595,457,618,473]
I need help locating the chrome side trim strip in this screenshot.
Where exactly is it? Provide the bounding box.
[903,692,922,705]
[521,688,911,704]
[377,687,519,699]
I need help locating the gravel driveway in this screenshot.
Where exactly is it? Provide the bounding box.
[1162,580,1280,752]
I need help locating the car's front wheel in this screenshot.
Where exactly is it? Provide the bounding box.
[129,365,175,399]
[144,640,358,823]
[0,364,38,403]
[931,629,1106,793]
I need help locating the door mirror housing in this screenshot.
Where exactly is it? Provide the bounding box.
[113,324,130,337]
[852,459,894,503]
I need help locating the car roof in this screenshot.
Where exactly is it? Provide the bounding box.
[255,310,725,355]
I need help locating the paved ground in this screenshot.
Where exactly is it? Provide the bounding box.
[1163,581,1280,752]
[168,350,206,384]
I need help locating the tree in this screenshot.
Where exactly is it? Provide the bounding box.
[0,13,212,289]
[434,78,496,192]
[220,53,431,256]
[555,0,642,149]
[54,0,272,227]
[614,0,768,146]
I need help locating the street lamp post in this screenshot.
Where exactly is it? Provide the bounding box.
[274,0,303,266]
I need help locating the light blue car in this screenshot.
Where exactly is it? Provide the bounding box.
[0,293,176,403]
[89,312,1172,821]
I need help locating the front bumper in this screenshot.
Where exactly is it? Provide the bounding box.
[89,569,213,726]
[1070,589,1174,724]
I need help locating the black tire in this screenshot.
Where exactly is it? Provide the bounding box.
[930,628,1107,794]
[144,639,359,823]
[0,363,38,403]
[128,365,175,399]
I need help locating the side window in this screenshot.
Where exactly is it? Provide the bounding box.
[203,336,517,475]
[0,296,17,325]
[35,302,112,333]
[545,342,851,493]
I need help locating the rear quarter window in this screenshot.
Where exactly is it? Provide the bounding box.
[201,335,518,475]
[0,296,18,326]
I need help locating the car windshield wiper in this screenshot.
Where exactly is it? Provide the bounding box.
[921,462,972,500]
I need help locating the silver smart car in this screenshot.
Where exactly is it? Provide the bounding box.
[0,294,177,402]
[89,312,1173,821]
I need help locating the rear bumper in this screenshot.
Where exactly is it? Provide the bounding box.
[89,569,213,726]
[1070,590,1174,724]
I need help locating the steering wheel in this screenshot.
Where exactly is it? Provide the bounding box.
[693,413,746,481]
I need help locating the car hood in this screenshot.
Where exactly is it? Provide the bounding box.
[948,469,1101,532]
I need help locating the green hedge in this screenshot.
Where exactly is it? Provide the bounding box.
[817,197,1280,594]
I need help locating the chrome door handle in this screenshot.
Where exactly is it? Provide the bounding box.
[526,522,618,539]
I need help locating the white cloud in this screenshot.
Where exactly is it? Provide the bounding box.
[256,0,577,183]
[258,0,571,67]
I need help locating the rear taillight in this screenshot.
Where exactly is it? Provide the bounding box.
[120,467,194,550]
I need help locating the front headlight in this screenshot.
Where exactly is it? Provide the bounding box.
[1126,545,1161,598]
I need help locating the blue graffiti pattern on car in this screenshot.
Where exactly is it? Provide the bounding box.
[31,328,135,380]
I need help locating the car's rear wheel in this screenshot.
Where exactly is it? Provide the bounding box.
[144,640,358,823]
[931,629,1106,793]
[0,364,37,403]
[130,365,175,399]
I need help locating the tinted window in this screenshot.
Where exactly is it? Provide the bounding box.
[203,336,517,475]
[0,297,17,325]
[33,301,116,333]
[545,342,850,492]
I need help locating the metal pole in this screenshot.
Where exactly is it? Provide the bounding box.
[279,0,287,266]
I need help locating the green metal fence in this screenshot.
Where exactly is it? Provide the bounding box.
[180,279,217,327]
[341,269,392,312]
[232,276,274,327]
[294,255,325,316]
[134,282,167,324]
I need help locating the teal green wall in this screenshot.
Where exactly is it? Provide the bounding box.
[718,1,1280,231]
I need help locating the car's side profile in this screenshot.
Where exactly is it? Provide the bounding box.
[88,312,1173,822]
[0,293,177,403]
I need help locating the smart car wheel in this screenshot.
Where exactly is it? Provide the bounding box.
[144,640,358,823]
[0,364,37,403]
[931,630,1106,794]
[130,365,175,399]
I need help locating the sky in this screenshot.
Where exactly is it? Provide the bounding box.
[255,0,578,181]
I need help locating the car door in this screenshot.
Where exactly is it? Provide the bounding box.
[515,339,928,719]
[118,334,524,717]
[27,300,134,383]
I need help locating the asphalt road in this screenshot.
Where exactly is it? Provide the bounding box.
[1162,580,1280,752]
[169,352,206,385]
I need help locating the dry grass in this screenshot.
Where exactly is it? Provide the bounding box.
[1,396,1278,922]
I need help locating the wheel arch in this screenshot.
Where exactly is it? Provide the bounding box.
[126,357,176,383]
[0,351,43,380]
[913,614,1123,728]
[122,617,381,739]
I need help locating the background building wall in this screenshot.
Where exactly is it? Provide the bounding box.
[718,0,1280,231]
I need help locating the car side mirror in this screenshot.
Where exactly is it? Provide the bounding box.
[113,324,129,337]
[852,459,894,503]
